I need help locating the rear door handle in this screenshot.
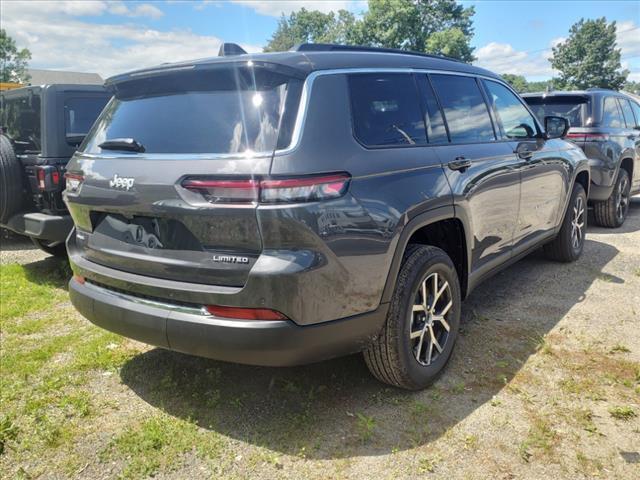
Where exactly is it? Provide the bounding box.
[448,157,472,171]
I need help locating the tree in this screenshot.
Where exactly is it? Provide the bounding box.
[624,80,640,95]
[264,8,357,52]
[0,29,31,83]
[551,18,628,90]
[264,0,476,63]
[425,28,474,62]
[353,0,475,61]
[501,74,529,93]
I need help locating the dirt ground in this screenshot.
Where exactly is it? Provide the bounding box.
[1,199,639,479]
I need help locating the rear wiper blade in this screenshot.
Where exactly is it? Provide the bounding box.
[98,138,146,153]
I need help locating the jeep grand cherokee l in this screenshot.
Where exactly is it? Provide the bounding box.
[64,43,589,390]
[523,89,640,228]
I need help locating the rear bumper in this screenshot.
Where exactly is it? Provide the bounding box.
[69,278,387,367]
[2,212,73,241]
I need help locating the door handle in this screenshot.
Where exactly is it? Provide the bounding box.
[448,157,472,171]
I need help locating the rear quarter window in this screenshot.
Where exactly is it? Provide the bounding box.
[349,73,427,147]
[602,97,624,128]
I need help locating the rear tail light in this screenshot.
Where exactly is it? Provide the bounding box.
[205,305,287,320]
[35,166,61,191]
[73,274,86,285]
[566,132,609,142]
[182,173,350,204]
[64,172,84,192]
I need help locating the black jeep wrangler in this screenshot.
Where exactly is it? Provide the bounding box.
[1,84,110,255]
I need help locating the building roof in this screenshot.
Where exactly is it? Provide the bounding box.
[27,68,103,86]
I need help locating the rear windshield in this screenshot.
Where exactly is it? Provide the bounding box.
[524,95,588,128]
[0,93,42,153]
[82,66,302,155]
[65,97,110,136]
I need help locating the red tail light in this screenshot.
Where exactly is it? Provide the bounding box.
[35,165,62,191]
[566,132,609,142]
[37,168,46,190]
[73,274,86,285]
[64,172,84,192]
[182,173,350,204]
[205,305,287,320]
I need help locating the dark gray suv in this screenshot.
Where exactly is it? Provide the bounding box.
[64,44,589,389]
[523,89,640,228]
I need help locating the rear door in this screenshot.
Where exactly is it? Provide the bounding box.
[65,64,303,287]
[427,73,520,279]
[617,97,640,190]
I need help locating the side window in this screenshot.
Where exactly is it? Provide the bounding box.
[430,74,495,143]
[349,73,427,147]
[64,97,110,136]
[630,101,640,128]
[618,98,635,128]
[417,76,449,144]
[602,97,623,128]
[484,80,538,139]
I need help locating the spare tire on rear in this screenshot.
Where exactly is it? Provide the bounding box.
[0,134,24,224]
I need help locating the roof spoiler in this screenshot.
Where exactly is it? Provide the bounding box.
[218,43,247,57]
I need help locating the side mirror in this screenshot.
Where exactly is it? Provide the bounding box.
[544,116,569,139]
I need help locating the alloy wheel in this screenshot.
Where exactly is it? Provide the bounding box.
[571,195,585,250]
[616,175,629,222]
[409,272,453,366]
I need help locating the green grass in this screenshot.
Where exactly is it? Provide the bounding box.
[608,406,636,420]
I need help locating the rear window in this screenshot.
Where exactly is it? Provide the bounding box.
[0,93,42,153]
[524,95,587,128]
[349,73,427,147]
[65,97,110,136]
[82,66,302,155]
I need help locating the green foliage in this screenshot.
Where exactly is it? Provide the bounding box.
[264,8,357,52]
[500,74,555,93]
[551,18,628,90]
[426,27,475,62]
[0,29,31,83]
[624,80,640,95]
[264,0,476,63]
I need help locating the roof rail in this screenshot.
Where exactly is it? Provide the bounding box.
[218,43,247,57]
[292,43,462,63]
[586,87,612,92]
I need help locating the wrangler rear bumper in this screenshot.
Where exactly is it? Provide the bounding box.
[2,212,73,241]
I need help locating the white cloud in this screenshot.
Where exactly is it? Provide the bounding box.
[1,1,260,78]
[109,1,165,19]
[231,1,361,17]
[617,20,640,58]
[474,42,555,78]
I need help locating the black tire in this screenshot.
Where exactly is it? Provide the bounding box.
[544,182,587,262]
[0,135,24,224]
[364,245,461,390]
[30,237,67,257]
[593,168,631,228]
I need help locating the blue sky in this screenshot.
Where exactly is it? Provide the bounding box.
[2,1,639,81]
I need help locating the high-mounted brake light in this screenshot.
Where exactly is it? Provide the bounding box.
[181,173,351,204]
[205,305,287,320]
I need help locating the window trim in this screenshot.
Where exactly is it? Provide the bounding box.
[616,97,636,129]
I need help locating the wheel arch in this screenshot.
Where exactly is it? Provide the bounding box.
[381,206,470,303]
[619,157,633,182]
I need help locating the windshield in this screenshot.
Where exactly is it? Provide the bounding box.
[524,96,588,128]
[82,66,302,155]
[0,93,42,153]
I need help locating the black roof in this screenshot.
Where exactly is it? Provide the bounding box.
[105,45,500,87]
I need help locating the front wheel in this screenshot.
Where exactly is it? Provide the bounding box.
[543,182,587,262]
[364,245,461,390]
[30,237,67,257]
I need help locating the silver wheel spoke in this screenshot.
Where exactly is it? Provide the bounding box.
[410,329,423,339]
[426,339,433,366]
[413,304,425,312]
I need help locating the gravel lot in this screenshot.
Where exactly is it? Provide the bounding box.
[1,198,639,479]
